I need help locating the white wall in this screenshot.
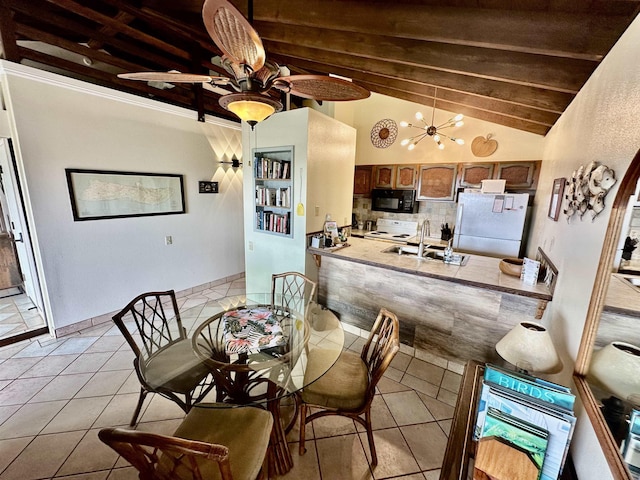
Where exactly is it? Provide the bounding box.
[335,93,546,165]
[527,14,640,480]
[0,62,245,333]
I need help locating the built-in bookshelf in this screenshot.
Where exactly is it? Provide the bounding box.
[253,146,294,237]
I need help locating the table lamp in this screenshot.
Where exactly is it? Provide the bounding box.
[495,321,563,374]
[588,341,640,402]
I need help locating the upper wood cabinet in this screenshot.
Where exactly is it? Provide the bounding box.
[354,165,373,196]
[394,165,417,189]
[459,163,495,188]
[373,165,395,189]
[496,162,538,189]
[417,164,457,201]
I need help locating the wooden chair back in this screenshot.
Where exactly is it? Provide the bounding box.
[98,427,233,480]
[361,307,400,399]
[271,272,317,319]
[112,290,185,359]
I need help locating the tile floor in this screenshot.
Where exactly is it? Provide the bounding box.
[0,278,463,480]
[0,288,47,342]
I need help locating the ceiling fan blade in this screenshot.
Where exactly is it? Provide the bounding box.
[274,75,370,101]
[202,0,265,73]
[118,71,228,84]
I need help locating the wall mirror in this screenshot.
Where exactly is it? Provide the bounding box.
[574,148,640,480]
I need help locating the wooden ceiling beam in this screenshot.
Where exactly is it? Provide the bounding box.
[7,0,191,71]
[86,10,135,50]
[258,23,594,93]
[0,4,20,62]
[42,0,191,60]
[267,48,574,113]
[253,0,635,60]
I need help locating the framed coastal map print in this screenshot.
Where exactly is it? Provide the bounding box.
[65,169,185,221]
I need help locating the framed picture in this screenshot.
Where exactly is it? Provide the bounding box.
[65,168,185,221]
[548,177,565,221]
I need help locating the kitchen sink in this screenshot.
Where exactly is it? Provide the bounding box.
[382,245,469,265]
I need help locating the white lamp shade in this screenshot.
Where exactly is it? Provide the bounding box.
[589,341,640,400]
[495,321,563,374]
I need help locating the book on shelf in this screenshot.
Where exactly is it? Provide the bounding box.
[474,364,576,480]
[474,407,549,480]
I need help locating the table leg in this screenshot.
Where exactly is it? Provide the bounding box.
[266,382,294,477]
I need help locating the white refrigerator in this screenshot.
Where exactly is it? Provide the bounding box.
[453,193,529,257]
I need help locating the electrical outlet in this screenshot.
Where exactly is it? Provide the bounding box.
[315,206,320,216]
[248,241,254,251]
[165,236,172,245]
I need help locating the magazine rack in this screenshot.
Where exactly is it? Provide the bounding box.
[440,360,578,480]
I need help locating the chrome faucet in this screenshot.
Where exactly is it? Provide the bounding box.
[417,220,430,257]
[443,238,454,262]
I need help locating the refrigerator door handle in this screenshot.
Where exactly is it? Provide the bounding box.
[454,203,463,248]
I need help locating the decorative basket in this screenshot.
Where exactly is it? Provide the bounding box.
[499,258,524,277]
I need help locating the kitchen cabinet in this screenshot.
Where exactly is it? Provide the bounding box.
[373,165,395,189]
[417,164,457,201]
[394,165,417,189]
[496,161,538,189]
[353,165,373,196]
[459,163,494,188]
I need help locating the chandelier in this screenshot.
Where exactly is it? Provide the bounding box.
[400,94,464,150]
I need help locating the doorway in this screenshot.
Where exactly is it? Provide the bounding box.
[0,139,48,345]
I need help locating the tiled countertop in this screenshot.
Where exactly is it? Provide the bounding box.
[604,273,640,315]
[308,236,552,301]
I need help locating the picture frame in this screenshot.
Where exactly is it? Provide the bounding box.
[65,168,185,221]
[548,177,565,221]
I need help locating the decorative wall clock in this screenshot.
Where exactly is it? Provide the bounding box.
[370,119,398,148]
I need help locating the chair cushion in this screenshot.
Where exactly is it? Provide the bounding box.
[302,349,369,411]
[143,339,211,394]
[170,404,273,480]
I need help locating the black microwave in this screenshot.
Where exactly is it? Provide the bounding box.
[371,189,416,213]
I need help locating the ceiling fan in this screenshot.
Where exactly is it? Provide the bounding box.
[118,0,370,127]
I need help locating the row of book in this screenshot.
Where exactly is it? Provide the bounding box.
[255,186,291,208]
[624,408,640,478]
[256,210,290,234]
[255,156,291,180]
[473,364,576,480]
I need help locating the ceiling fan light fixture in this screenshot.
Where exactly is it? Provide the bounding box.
[219,92,283,127]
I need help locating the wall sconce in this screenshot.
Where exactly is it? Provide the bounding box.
[219,155,243,169]
[495,321,563,374]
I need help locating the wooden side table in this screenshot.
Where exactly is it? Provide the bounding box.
[440,360,577,480]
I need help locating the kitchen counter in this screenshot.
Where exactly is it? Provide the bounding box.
[597,273,640,349]
[309,236,552,301]
[605,273,640,315]
[308,237,553,364]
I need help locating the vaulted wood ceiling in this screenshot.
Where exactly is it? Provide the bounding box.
[1,0,639,135]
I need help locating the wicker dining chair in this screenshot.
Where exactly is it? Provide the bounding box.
[112,290,217,426]
[298,307,400,466]
[270,271,317,319]
[99,403,273,480]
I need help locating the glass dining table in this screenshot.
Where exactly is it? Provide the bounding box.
[138,292,345,476]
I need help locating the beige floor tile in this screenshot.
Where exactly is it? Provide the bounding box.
[116,372,141,395]
[92,393,143,428]
[0,405,20,425]
[11,341,62,358]
[0,357,41,380]
[384,366,404,382]
[0,400,67,439]
[355,395,397,433]
[55,471,109,479]
[438,419,453,437]
[137,394,185,423]
[308,412,357,439]
[135,418,183,436]
[29,373,93,403]
[99,351,136,372]
[106,466,138,480]
[424,469,441,480]
[417,393,455,421]
[0,341,29,359]
[440,370,462,393]
[393,474,427,479]
[401,423,448,471]
[74,370,131,398]
[57,428,119,476]
[384,391,435,426]
[0,376,54,405]
[0,430,84,480]
[51,337,99,356]
[360,428,421,479]
[19,355,79,378]
[281,441,321,480]
[41,396,112,434]
[62,352,114,375]
[406,358,445,386]
[84,336,125,354]
[377,376,411,394]
[316,434,372,480]
[390,351,412,372]
[400,374,439,398]
[0,436,33,474]
[436,388,458,407]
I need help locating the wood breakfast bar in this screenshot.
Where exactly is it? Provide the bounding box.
[308,236,554,365]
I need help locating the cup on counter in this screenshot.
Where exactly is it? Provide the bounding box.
[358,221,364,230]
[366,220,373,231]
